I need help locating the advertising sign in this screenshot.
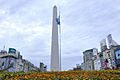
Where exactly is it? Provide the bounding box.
[115,50,120,66]
[97,60,101,70]
[115,50,120,59]
[107,34,112,46]
[100,39,107,52]
[100,39,106,46]
[93,48,98,55]
[9,48,16,54]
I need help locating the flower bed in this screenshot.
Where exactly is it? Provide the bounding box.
[0,70,120,80]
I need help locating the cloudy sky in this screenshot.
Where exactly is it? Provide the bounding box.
[0,0,120,71]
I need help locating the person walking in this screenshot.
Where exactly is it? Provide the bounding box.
[105,59,108,69]
[111,58,117,70]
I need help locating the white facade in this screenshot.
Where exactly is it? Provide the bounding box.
[94,59,101,70]
[102,49,112,69]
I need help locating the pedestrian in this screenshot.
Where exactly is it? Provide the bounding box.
[105,59,108,69]
[111,58,116,70]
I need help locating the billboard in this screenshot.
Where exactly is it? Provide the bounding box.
[100,39,107,52]
[93,48,98,55]
[107,34,118,46]
[107,34,112,46]
[115,50,120,66]
[115,50,120,59]
[9,48,16,54]
[97,60,101,70]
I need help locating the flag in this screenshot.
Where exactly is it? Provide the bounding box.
[56,15,60,25]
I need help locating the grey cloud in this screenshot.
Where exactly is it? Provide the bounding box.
[61,55,83,70]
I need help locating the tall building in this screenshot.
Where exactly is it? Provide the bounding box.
[82,34,120,70]
[83,49,95,70]
[51,5,60,71]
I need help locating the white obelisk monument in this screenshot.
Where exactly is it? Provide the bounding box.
[51,5,60,71]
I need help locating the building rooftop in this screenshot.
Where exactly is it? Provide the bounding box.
[84,49,93,53]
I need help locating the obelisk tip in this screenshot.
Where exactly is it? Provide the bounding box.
[53,5,57,8]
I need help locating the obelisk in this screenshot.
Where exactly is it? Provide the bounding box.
[51,5,60,71]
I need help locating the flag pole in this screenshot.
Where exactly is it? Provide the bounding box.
[59,11,61,71]
[60,20,61,71]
